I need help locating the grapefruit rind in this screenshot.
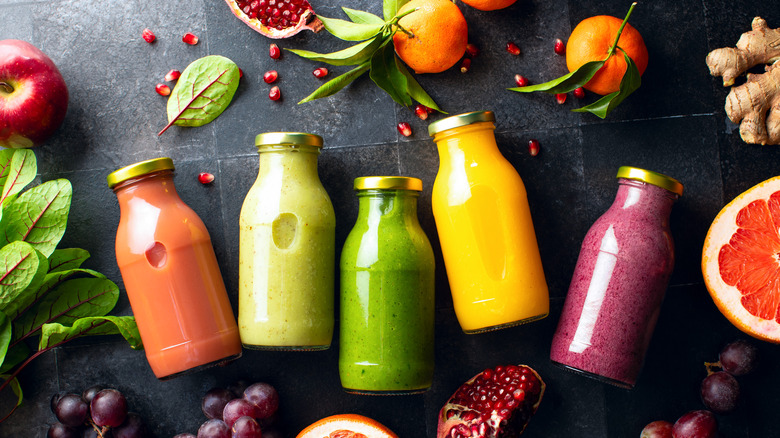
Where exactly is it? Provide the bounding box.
[296,414,399,438]
[702,175,780,343]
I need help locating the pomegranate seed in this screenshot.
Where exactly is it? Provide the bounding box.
[269,43,281,59]
[239,68,244,78]
[263,70,279,84]
[514,74,529,87]
[198,172,215,184]
[528,139,540,156]
[269,86,281,101]
[141,28,156,43]
[460,58,471,73]
[312,67,329,78]
[555,93,567,104]
[465,43,480,57]
[155,83,171,96]
[573,87,585,99]
[506,42,521,56]
[397,122,412,137]
[554,38,565,55]
[182,32,199,45]
[414,104,429,121]
[165,69,181,82]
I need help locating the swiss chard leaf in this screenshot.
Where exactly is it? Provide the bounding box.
[159,55,241,136]
[4,268,104,322]
[342,7,385,25]
[47,248,91,273]
[0,242,48,312]
[39,316,143,351]
[396,57,444,112]
[370,43,411,107]
[13,277,119,341]
[299,63,371,104]
[383,0,410,21]
[573,50,642,119]
[0,179,71,257]
[0,374,22,413]
[0,312,10,369]
[508,60,606,94]
[0,150,36,210]
[318,16,383,41]
[0,343,29,374]
[286,36,383,66]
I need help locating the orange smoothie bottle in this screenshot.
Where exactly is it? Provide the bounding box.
[108,158,241,379]
[428,111,549,333]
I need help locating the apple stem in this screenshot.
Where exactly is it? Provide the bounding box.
[0,82,13,94]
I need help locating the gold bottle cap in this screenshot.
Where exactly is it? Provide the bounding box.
[107,157,174,189]
[428,111,495,136]
[254,132,323,148]
[354,176,423,191]
[617,166,684,196]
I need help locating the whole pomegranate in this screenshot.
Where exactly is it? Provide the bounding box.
[437,365,545,438]
[224,0,323,39]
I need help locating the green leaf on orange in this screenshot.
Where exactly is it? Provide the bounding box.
[573,50,642,118]
[383,0,410,21]
[395,56,445,113]
[370,43,411,107]
[318,16,383,41]
[299,63,371,104]
[341,7,385,25]
[508,59,606,94]
[286,35,383,66]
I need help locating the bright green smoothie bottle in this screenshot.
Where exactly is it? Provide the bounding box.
[339,176,435,394]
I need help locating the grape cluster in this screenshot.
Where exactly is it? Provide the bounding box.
[640,339,759,438]
[48,385,150,438]
[174,381,282,438]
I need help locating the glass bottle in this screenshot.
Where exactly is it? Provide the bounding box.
[428,111,549,333]
[108,158,242,380]
[238,132,335,350]
[550,166,684,388]
[339,176,435,394]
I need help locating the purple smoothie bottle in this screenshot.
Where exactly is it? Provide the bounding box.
[550,166,683,388]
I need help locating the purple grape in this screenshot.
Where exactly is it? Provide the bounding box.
[719,339,758,376]
[672,410,718,438]
[202,387,235,420]
[223,398,258,428]
[227,380,250,399]
[54,393,89,427]
[701,371,740,414]
[51,392,66,414]
[47,422,80,438]
[113,412,150,438]
[81,385,103,404]
[198,419,231,438]
[243,382,279,419]
[90,388,128,427]
[231,416,262,438]
[640,420,673,438]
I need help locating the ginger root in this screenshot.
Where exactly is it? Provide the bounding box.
[706,17,780,145]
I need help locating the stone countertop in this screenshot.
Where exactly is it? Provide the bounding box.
[1,0,779,436]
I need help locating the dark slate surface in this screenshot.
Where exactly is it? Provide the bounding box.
[1,0,779,436]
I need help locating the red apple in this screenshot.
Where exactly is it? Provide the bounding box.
[0,39,68,148]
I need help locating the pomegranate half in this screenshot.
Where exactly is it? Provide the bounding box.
[224,0,323,39]
[437,365,545,438]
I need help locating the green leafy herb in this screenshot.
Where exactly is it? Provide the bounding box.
[289,1,444,112]
[509,2,640,118]
[158,55,241,136]
[0,150,140,423]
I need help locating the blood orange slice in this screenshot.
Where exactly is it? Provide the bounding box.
[296,414,399,438]
[702,176,780,342]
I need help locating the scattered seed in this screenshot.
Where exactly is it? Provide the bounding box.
[142,28,156,43]
[514,74,529,87]
[165,70,181,82]
[460,58,471,73]
[555,93,567,104]
[239,68,244,78]
[573,87,585,99]
[397,122,412,137]
[312,67,329,78]
[269,43,281,59]
[269,86,281,101]
[263,70,279,84]
[198,172,215,184]
[182,32,199,45]
[465,43,480,58]
[506,42,521,56]
[414,104,430,121]
[528,139,540,156]
[554,38,565,55]
[155,83,171,96]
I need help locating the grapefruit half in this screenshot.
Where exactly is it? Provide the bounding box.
[296,414,399,438]
[702,176,780,343]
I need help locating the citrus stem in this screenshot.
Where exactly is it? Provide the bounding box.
[389,7,418,38]
[0,82,13,94]
[607,2,638,57]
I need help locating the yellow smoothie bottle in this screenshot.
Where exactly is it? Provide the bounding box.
[428,111,549,333]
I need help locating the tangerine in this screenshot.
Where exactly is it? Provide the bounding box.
[702,176,780,343]
[392,0,468,74]
[296,413,399,438]
[461,0,517,11]
[565,15,648,95]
